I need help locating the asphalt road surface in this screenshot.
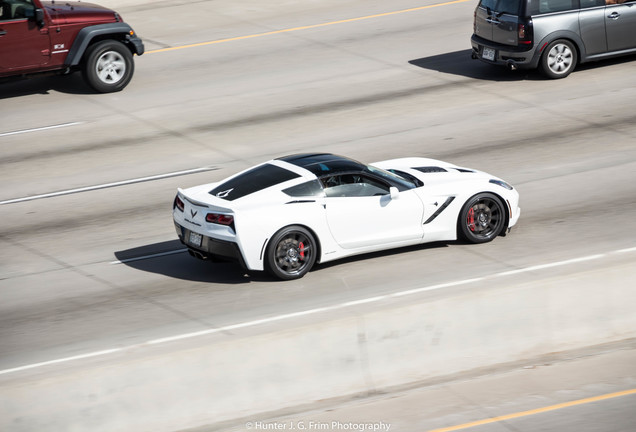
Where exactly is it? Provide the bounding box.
[1,0,635,430]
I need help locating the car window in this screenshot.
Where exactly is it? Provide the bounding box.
[209,163,300,201]
[282,180,325,198]
[579,0,605,7]
[0,0,34,20]
[321,174,390,198]
[538,0,576,12]
[479,0,522,14]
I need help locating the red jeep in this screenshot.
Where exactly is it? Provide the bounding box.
[0,0,144,92]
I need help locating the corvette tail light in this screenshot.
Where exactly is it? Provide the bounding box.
[206,213,234,225]
[174,195,185,212]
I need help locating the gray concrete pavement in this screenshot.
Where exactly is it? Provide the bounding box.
[218,341,636,432]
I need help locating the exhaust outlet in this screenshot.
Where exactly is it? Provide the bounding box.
[506,60,518,71]
[188,249,208,260]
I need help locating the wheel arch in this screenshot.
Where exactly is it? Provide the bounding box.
[263,223,323,264]
[533,31,584,66]
[456,190,510,239]
[66,23,144,66]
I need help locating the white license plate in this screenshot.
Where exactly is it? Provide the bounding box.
[482,47,495,61]
[188,231,203,247]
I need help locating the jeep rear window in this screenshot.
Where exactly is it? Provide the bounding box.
[479,0,522,14]
[209,164,300,201]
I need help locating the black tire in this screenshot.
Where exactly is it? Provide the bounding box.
[458,193,506,244]
[82,40,134,93]
[539,39,577,79]
[266,226,317,280]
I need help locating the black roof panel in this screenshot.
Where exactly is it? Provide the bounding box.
[278,153,367,176]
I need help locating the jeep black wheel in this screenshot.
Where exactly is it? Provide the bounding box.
[82,40,134,93]
[266,226,317,280]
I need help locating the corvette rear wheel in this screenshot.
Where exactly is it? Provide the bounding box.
[459,193,506,244]
[266,226,317,280]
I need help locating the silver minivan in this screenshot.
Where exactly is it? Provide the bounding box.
[471,0,636,78]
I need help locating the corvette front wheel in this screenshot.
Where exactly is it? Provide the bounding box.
[266,226,317,280]
[458,193,506,244]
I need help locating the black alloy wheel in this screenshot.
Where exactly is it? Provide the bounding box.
[266,225,317,280]
[458,193,506,244]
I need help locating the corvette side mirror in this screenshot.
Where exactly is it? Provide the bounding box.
[389,187,399,200]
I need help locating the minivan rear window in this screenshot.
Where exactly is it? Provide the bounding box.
[528,0,583,14]
[479,0,522,15]
[209,164,300,201]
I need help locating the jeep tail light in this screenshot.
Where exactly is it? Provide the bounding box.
[174,195,184,212]
[206,213,234,225]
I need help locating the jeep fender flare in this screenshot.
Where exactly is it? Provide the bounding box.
[66,23,144,66]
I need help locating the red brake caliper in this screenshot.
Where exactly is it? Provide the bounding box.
[468,208,475,231]
[299,242,305,260]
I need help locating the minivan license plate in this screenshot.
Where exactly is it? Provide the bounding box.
[482,47,495,61]
[188,231,203,247]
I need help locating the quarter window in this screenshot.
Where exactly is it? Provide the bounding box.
[321,174,390,198]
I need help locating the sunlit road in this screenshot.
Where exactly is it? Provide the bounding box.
[1,0,635,429]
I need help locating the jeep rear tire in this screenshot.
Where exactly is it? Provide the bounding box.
[82,40,134,93]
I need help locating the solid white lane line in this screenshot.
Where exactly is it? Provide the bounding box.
[0,348,124,376]
[617,246,636,254]
[495,254,605,277]
[1,247,634,376]
[0,167,216,205]
[0,122,82,137]
[110,249,188,265]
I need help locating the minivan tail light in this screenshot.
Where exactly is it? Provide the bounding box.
[518,21,533,45]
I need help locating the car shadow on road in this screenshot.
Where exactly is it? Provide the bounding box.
[113,240,272,284]
[0,74,94,99]
[410,49,636,81]
[409,49,541,81]
[114,240,459,284]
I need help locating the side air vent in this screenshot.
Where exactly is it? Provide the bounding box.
[414,166,447,173]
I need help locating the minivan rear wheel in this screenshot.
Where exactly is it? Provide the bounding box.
[540,39,577,79]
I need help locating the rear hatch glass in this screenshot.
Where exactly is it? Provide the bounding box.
[475,0,523,46]
[209,164,300,201]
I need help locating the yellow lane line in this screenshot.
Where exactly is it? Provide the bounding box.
[429,388,636,432]
[146,0,471,54]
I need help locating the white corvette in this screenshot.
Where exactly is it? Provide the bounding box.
[173,154,520,280]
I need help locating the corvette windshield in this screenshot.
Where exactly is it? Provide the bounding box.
[366,165,418,190]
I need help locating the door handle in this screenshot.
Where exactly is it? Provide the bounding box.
[0,30,7,36]
[608,11,621,20]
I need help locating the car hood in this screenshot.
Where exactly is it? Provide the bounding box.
[43,1,119,25]
[372,157,494,187]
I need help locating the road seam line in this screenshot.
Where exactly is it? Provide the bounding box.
[0,167,217,205]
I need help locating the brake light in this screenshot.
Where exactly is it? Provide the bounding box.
[518,22,532,45]
[174,195,184,212]
[206,213,234,225]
